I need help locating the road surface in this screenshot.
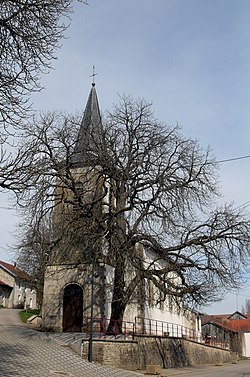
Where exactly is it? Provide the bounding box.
[0,308,24,325]
[163,360,250,376]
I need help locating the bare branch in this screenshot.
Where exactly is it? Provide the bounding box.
[0,0,87,129]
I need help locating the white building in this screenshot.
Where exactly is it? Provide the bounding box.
[0,260,37,309]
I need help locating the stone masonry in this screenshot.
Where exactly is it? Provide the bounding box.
[81,336,234,371]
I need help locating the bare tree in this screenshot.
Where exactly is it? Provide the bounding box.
[16,98,250,330]
[242,299,250,314]
[0,140,43,193]
[15,213,53,308]
[0,0,87,129]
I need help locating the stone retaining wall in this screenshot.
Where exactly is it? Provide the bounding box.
[81,337,234,371]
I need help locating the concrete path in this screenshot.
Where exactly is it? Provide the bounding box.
[159,359,250,376]
[0,309,140,377]
[0,308,23,326]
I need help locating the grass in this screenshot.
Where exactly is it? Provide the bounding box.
[19,309,40,323]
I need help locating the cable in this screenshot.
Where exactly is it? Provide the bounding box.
[217,155,250,164]
[232,201,250,211]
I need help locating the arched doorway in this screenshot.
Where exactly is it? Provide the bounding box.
[63,284,83,332]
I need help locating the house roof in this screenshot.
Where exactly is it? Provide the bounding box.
[202,311,250,333]
[0,260,34,284]
[202,319,238,333]
[0,279,12,288]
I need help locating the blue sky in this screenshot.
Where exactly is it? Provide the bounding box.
[0,0,250,314]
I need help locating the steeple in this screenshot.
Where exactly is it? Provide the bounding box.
[72,82,102,164]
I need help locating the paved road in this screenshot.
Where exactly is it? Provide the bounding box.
[0,308,23,326]
[0,309,140,377]
[163,360,250,376]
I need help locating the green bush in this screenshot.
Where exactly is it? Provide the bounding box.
[19,309,40,323]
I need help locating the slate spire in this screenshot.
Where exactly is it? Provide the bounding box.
[72,82,102,164]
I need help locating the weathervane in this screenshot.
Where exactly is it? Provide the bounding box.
[89,65,98,85]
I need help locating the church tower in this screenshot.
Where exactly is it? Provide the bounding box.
[51,81,108,264]
[42,82,107,332]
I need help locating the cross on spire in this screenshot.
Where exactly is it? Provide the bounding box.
[89,65,98,85]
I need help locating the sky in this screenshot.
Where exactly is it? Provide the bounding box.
[0,0,250,314]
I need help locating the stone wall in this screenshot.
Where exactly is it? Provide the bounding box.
[81,336,234,371]
[42,263,108,332]
[42,264,89,331]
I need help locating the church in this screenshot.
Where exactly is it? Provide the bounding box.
[42,81,201,337]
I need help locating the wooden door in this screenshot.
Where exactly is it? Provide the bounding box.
[63,284,83,332]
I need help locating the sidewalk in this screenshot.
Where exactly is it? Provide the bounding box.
[136,361,246,376]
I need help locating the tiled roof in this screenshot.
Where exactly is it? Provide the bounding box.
[0,279,12,288]
[202,312,250,333]
[0,260,33,283]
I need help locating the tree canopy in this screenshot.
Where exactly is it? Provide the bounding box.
[15,97,250,324]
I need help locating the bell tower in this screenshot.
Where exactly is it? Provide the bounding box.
[42,81,108,332]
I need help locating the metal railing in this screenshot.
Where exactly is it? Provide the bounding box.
[134,316,202,342]
[203,336,230,350]
[84,317,135,339]
[84,316,230,350]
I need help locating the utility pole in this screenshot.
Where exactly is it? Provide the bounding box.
[88,261,95,362]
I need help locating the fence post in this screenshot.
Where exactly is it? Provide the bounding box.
[86,318,88,337]
[103,318,106,338]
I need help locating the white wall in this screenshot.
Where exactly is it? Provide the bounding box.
[121,246,201,338]
[243,332,250,357]
[13,280,37,309]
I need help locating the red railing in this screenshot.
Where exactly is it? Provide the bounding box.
[84,316,229,350]
[85,317,135,339]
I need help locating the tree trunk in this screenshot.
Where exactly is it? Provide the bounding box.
[107,182,127,334]
[107,298,126,334]
[107,248,126,334]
